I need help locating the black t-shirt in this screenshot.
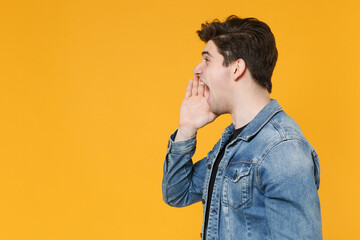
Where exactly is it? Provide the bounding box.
[203,125,247,239]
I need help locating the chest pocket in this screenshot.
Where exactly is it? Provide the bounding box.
[222,162,252,209]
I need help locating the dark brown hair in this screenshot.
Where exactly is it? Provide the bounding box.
[197,15,278,93]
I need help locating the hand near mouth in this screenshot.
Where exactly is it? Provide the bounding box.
[175,76,218,142]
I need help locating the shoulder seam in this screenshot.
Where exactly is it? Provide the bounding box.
[259,137,312,163]
[269,119,286,140]
[256,138,314,192]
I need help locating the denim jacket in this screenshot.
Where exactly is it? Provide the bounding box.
[162,99,322,240]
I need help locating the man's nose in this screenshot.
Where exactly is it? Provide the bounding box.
[192,61,203,75]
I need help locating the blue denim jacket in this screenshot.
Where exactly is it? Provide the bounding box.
[162,99,322,239]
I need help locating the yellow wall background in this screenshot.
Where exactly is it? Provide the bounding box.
[1,0,359,239]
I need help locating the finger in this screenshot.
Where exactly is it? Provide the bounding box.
[198,79,205,96]
[192,76,199,96]
[204,85,210,98]
[185,78,193,98]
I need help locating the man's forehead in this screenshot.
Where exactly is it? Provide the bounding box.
[202,40,219,57]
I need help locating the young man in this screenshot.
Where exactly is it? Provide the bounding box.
[162,16,322,240]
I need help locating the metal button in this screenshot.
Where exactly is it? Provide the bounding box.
[207,164,211,170]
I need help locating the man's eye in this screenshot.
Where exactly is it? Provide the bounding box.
[204,58,209,62]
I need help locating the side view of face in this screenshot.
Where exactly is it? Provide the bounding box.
[193,40,234,115]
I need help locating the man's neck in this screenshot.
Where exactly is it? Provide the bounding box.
[230,93,271,129]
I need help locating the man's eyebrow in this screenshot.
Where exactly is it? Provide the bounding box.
[202,51,213,58]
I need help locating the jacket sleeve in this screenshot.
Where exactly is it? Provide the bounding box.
[162,129,207,207]
[259,139,322,239]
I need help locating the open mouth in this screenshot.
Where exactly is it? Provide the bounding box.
[199,79,208,87]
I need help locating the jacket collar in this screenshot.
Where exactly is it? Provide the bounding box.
[224,99,283,141]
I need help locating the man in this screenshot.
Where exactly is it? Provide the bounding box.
[162,15,322,240]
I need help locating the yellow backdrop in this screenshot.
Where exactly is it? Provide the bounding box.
[1,0,359,239]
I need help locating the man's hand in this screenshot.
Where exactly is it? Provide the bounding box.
[175,76,218,142]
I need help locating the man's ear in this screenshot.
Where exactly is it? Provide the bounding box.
[232,59,246,81]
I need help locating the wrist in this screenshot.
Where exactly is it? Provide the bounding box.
[175,127,197,142]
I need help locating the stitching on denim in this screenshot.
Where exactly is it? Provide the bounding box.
[259,136,310,162]
[241,107,283,141]
[163,167,168,203]
[263,204,274,240]
[170,144,196,154]
[224,165,251,181]
[258,138,315,191]
[255,164,263,194]
[244,199,251,238]
[223,170,253,210]
[311,150,321,187]
[269,119,286,140]
[227,159,258,165]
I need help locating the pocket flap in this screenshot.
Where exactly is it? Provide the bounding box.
[225,164,252,182]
